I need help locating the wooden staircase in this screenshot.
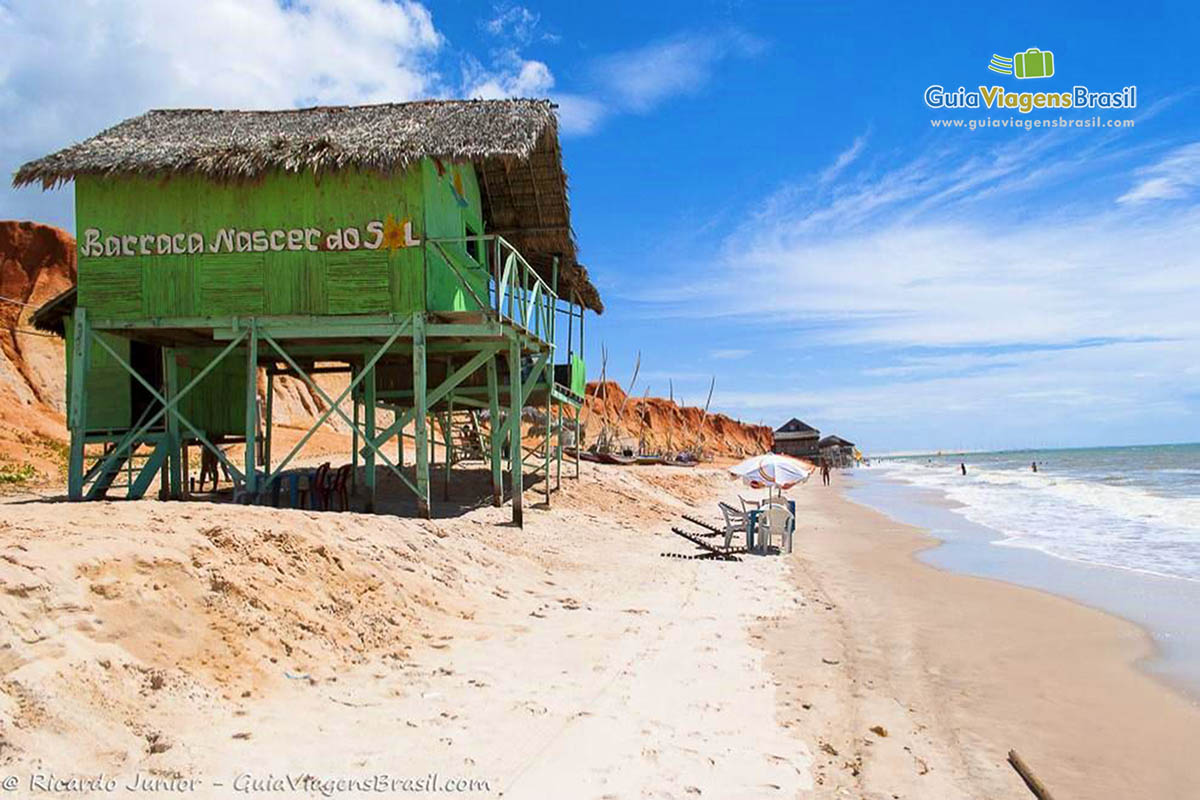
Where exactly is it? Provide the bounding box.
[83,432,169,500]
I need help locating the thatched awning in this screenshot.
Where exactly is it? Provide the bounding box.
[30,287,75,336]
[13,98,601,312]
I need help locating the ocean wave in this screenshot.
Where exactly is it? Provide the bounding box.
[874,460,1200,582]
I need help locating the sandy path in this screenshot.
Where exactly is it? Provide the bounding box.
[764,472,1200,799]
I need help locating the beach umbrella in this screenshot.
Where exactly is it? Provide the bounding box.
[728,453,814,492]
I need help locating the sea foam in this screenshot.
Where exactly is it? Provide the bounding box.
[875,448,1200,582]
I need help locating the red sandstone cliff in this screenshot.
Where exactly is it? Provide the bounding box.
[581,381,773,459]
[0,221,76,477]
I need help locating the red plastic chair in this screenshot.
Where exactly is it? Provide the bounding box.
[305,462,331,510]
[329,464,353,511]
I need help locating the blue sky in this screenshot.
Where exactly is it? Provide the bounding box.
[3,0,1199,452]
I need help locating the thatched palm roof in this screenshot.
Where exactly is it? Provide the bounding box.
[13,98,601,312]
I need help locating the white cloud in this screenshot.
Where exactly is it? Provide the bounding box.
[634,131,1200,449]
[1,0,444,226]
[461,51,604,134]
[3,1,760,228]
[595,31,761,113]
[710,348,751,360]
[483,4,548,45]
[463,55,554,99]
[818,133,867,185]
[464,27,760,137]
[468,3,563,103]
[552,94,609,135]
[656,133,1200,350]
[1117,142,1200,204]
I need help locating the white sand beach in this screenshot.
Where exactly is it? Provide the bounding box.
[0,465,808,799]
[2,464,1197,798]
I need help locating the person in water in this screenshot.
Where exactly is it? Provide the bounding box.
[960,462,967,476]
[1032,461,1038,473]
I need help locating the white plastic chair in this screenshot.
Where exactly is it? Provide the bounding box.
[757,504,794,554]
[739,494,762,514]
[718,501,748,549]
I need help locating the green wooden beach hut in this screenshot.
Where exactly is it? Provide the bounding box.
[17,98,602,524]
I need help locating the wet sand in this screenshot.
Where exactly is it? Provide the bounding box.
[763,471,1200,798]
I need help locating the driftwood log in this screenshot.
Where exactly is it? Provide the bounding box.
[1008,749,1056,800]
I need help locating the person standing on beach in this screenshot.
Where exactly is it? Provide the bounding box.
[820,459,831,486]
[960,462,967,476]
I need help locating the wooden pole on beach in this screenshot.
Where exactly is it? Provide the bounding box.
[1008,750,1056,800]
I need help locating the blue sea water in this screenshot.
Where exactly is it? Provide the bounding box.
[845,443,1200,700]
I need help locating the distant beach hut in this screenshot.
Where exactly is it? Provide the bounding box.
[818,435,856,468]
[772,418,820,460]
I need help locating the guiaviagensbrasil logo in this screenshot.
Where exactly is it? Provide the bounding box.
[988,48,1055,79]
[924,47,1135,114]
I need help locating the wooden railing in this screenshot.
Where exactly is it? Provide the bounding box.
[426,235,556,346]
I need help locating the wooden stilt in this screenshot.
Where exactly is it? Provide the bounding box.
[67,309,90,501]
[508,337,523,527]
[413,314,431,518]
[350,366,359,494]
[263,363,274,478]
[243,322,258,497]
[443,397,454,502]
[487,354,503,507]
[165,348,182,498]
[397,406,404,468]
[364,359,377,513]
[555,399,563,492]
[543,369,552,506]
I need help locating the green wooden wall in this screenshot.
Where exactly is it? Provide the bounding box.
[65,318,131,431]
[74,158,488,321]
[173,347,248,437]
[421,158,489,311]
